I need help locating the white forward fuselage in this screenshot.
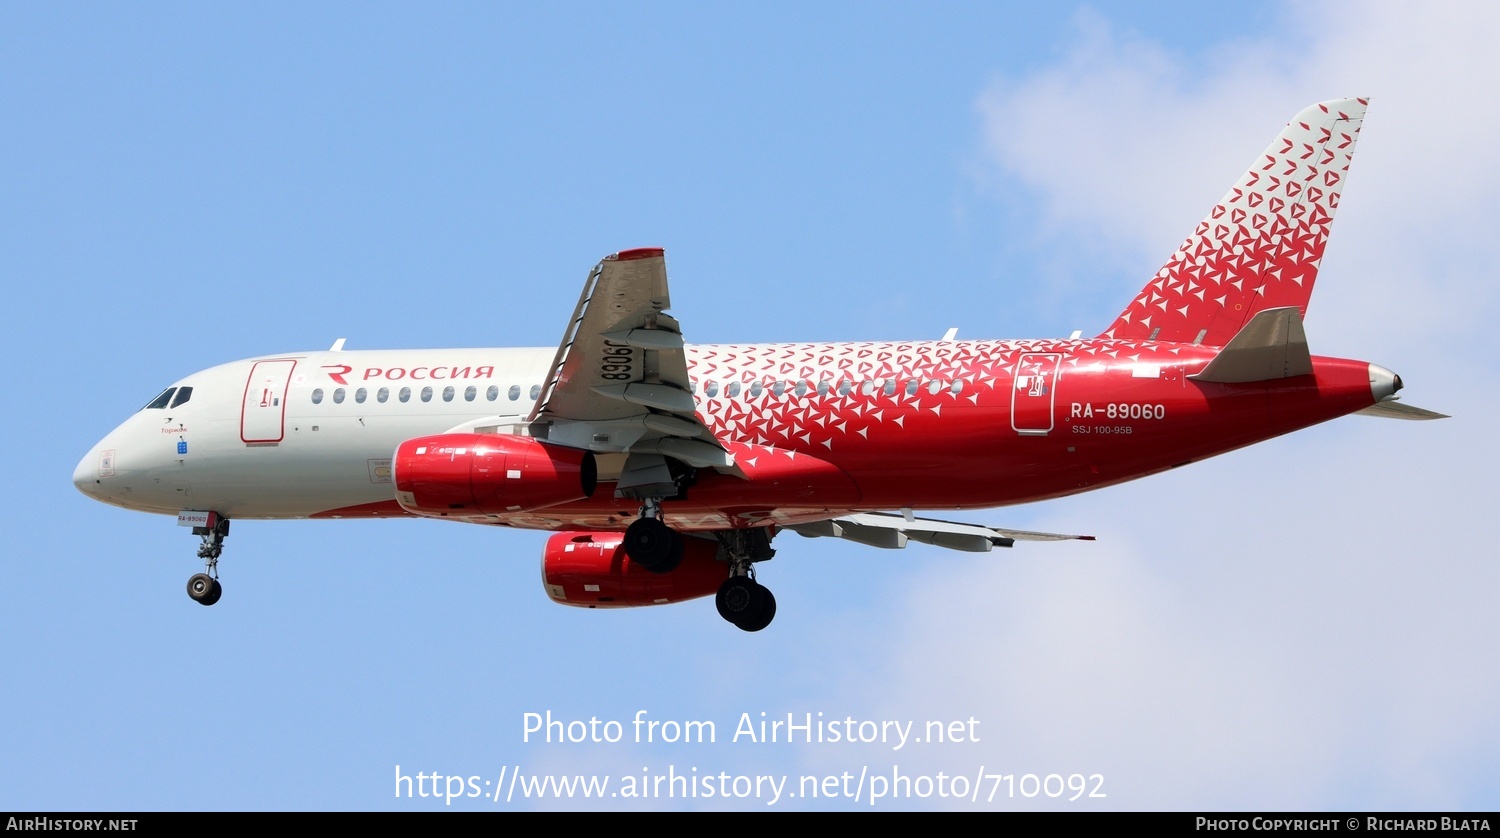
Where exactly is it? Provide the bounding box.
[74,348,556,519]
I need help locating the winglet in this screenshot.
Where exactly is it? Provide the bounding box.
[613,247,665,262]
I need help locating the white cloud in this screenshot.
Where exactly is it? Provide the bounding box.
[859,425,1500,808]
[811,0,1500,809]
[976,1,1500,356]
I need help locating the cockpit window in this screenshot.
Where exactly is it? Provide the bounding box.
[169,387,193,408]
[143,388,177,410]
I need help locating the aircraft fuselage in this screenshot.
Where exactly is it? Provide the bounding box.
[73,339,1390,531]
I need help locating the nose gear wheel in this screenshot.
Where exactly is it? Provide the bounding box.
[185,515,229,606]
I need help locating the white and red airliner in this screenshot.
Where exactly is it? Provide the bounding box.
[74,98,1442,630]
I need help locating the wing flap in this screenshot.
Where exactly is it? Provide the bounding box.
[591,382,697,414]
[601,328,686,351]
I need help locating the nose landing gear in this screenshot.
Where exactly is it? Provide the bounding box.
[187,572,222,606]
[186,515,228,606]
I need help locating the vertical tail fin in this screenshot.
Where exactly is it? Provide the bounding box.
[1101,98,1368,346]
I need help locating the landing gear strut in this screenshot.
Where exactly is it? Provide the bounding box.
[622,503,780,631]
[714,528,777,632]
[186,516,228,606]
[624,497,683,574]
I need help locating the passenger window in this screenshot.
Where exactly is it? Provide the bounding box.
[355,388,367,404]
[861,380,876,396]
[333,388,346,404]
[705,382,719,398]
[772,381,786,397]
[169,387,193,408]
[144,388,176,410]
[530,385,541,400]
[794,381,807,397]
[399,387,411,403]
[951,380,964,394]
[906,380,919,396]
[442,386,455,402]
[508,385,520,401]
[421,386,433,402]
[377,387,389,403]
[838,380,852,397]
[928,380,943,395]
[749,382,764,398]
[311,388,324,405]
[487,385,499,401]
[882,380,896,397]
[465,386,477,402]
[726,382,741,398]
[817,380,831,397]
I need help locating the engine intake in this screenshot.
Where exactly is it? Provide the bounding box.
[393,433,596,516]
[542,531,726,608]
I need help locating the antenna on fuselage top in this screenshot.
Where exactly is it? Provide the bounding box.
[940,328,958,342]
[329,338,347,352]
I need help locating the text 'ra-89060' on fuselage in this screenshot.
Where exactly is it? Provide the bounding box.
[73,96,1445,631]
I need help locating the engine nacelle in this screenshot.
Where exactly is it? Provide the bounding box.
[393,433,596,516]
[542,531,726,608]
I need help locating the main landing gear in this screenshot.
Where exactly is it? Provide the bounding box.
[716,572,776,633]
[620,503,780,632]
[713,528,778,633]
[623,498,683,574]
[186,515,229,606]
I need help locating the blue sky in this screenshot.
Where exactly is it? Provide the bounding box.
[3,1,1496,810]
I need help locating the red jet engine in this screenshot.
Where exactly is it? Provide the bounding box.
[393,433,596,516]
[542,532,727,607]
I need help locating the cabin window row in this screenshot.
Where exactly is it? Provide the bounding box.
[695,378,966,399]
[308,378,966,406]
[310,384,542,405]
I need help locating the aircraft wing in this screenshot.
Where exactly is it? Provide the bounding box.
[786,512,1094,552]
[529,249,734,483]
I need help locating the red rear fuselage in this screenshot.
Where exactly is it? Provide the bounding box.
[486,338,1383,531]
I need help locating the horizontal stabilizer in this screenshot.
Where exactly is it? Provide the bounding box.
[786,512,1093,553]
[1355,400,1449,420]
[1189,307,1312,383]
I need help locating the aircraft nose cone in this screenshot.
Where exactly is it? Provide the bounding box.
[73,451,97,496]
[74,446,115,498]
